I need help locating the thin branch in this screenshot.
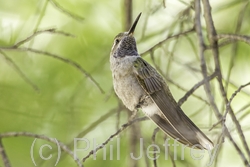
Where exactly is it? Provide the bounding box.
[152,128,160,167]
[224,82,250,119]
[0,138,11,167]
[224,1,249,93]
[116,105,122,131]
[178,72,217,106]
[216,34,250,45]
[13,28,75,48]
[236,103,250,115]
[74,108,118,140]
[202,0,250,164]
[49,0,84,22]
[82,116,148,162]
[140,28,195,56]
[162,0,166,8]
[33,0,49,33]
[2,47,105,94]
[209,119,224,131]
[0,132,83,167]
[124,0,133,31]
[0,50,39,92]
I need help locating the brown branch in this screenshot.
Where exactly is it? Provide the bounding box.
[82,116,148,162]
[178,72,217,106]
[224,1,249,93]
[152,128,160,167]
[2,47,105,94]
[0,28,105,94]
[49,0,84,22]
[140,28,195,56]
[216,34,250,45]
[124,0,133,31]
[74,108,118,140]
[13,28,75,48]
[224,82,250,119]
[0,138,11,167]
[0,132,83,167]
[0,50,39,92]
[202,0,250,165]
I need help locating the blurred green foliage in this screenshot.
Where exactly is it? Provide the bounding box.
[0,0,250,167]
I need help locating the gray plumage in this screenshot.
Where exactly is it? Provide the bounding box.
[110,13,213,150]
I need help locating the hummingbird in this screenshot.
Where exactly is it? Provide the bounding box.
[110,13,213,150]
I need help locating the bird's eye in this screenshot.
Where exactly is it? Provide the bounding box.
[115,39,120,44]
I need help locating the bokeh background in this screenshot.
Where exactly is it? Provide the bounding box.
[0,0,250,167]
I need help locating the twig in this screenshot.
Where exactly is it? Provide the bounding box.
[216,34,250,45]
[74,108,118,140]
[202,0,250,164]
[0,132,83,167]
[124,0,133,31]
[141,28,195,56]
[178,72,217,106]
[0,138,11,167]
[116,105,122,131]
[82,116,148,162]
[209,119,224,131]
[152,128,160,167]
[32,0,49,33]
[224,82,250,119]
[162,0,166,8]
[224,1,249,93]
[236,103,250,116]
[0,50,39,92]
[13,28,75,48]
[49,0,84,22]
[2,47,105,94]
[129,110,140,167]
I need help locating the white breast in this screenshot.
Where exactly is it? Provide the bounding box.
[110,56,145,111]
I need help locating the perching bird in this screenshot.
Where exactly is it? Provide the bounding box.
[110,13,213,150]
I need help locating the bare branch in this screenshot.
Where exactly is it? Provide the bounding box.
[224,1,249,93]
[13,28,75,48]
[141,28,195,56]
[0,132,83,167]
[82,116,148,162]
[0,50,39,92]
[152,128,160,167]
[74,108,118,139]
[178,72,217,106]
[0,138,11,167]
[216,34,250,45]
[124,0,133,31]
[49,0,84,22]
[2,47,105,94]
[202,0,250,164]
[224,82,250,119]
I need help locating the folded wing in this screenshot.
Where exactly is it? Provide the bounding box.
[133,57,213,149]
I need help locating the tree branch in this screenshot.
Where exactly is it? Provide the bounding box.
[82,116,148,162]
[0,132,83,167]
[141,28,195,56]
[1,47,104,94]
[49,0,84,22]
[0,50,39,92]
[201,0,250,164]
[0,138,11,167]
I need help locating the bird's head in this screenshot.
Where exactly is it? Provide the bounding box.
[110,13,141,58]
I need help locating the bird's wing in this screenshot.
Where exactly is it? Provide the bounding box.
[133,57,213,149]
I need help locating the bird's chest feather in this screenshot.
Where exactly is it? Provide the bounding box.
[110,56,145,111]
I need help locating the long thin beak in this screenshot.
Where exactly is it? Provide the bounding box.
[128,12,142,35]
